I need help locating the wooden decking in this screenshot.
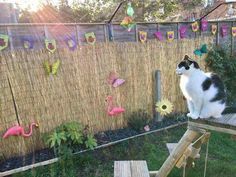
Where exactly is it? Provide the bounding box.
[114,161,150,177]
[188,113,236,135]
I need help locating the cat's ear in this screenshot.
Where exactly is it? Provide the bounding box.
[184,55,190,61]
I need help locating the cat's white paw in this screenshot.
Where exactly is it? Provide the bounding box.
[187,113,193,117]
[199,114,209,119]
[187,113,199,119]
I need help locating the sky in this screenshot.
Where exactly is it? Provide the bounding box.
[0,0,83,11]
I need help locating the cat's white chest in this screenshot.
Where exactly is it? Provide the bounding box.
[180,75,202,100]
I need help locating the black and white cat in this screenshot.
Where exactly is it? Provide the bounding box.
[176,55,229,119]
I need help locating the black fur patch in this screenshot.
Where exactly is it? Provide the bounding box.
[202,78,212,91]
[222,106,236,114]
[209,74,226,104]
[178,55,200,70]
[178,61,190,70]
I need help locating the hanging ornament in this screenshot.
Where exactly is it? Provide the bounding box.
[85,32,96,45]
[139,31,147,43]
[211,24,217,35]
[127,2,134,17]
[154,31,163,41]
[221,25,228,37]
[179,25,187,39]
[120,2,135,32]
[65,36,77,51]
[201,19,208,31]
[21,36,34,49]
[0,34,9,51]
[167,31,174,41]
[232,27,236,37]
[191,21,199,32]
[120,16,136,32]
[194,44,208,57]
[45,39,56,53]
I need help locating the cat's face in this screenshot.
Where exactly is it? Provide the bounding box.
[176,55,200,75]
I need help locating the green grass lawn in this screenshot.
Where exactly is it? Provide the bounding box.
[14,125,236,177]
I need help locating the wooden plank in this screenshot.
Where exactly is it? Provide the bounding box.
[131,161,150,177]
[189,114,236,129]
[114,161,132,177]
[188,121,236,135]
[114,161,150,177]
[166,143,177,154]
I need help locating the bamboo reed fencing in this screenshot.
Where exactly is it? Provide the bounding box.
[0,37,212,158]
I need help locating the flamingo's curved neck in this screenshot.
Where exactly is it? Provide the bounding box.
[107,99,113,112]
[21,124,35,137]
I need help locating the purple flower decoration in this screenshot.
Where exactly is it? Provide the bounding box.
[154,31,163,41]
[65,36,77,51]
[21,36,34,49]
[201,19,208,31]
[179,25,187,39]
[221,25,228,37]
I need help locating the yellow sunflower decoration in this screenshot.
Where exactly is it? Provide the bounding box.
[155,99,173,116]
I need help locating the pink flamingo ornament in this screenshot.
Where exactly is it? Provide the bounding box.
[106,96,125,116]
[3,122,39,139]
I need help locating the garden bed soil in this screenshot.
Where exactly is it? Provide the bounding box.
[0,116,187,173]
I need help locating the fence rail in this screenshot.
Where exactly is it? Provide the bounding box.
[0,21,235,53]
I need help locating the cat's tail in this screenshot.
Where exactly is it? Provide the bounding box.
[222,106,236,114]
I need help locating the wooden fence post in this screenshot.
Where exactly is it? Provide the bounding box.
[155,70,162,121]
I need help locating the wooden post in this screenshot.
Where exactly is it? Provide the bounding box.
[155,70,162,121]
[155,127,202,177]
[216,22,219,46]
[231,21,234,55]
[7,26,13,50]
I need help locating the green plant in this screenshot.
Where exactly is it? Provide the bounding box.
[43,121,84,156]
[43,122,98,157]
[205,46,236,105]
[127,109,151,132]
[85,134,97,150]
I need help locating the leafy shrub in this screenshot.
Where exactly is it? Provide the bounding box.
[43,122,97,157]
[127,109,151,132]
[85,134,97,150]
[205,46,236,105]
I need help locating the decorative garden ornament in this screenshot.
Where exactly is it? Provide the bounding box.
[221,25,228,37]
[191,21,199,32]
[21,36,34,49]
[179,25,187,39]
[232,27,236,37]
[65,36,77,51]
[107,72,125,88]
[85,32,96,45]
[194,44,208,57]
[127,2,134,17]
[167,31,174,41]
[3,122,39,139]
[201,19,208,31]
[211,24,217,35]
[120,16,136,32]
[155,99,173,116]
[106,96,125,116]
[45,39,56,53]
[139,31,147,43]
[154,31,163,41]
[0,34,9,51]
[43,60,61,76]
